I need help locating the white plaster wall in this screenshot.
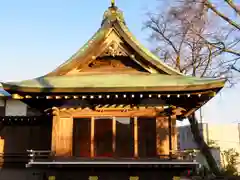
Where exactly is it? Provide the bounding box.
[177,123,240,172]
[195,148,222,169]
[177,125,201,150]
[207,124,240,152]
[206,124,240,172]
[5,100,27,116]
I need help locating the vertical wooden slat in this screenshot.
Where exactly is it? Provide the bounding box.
[134,117,138,158]
[112,117,116,154]
[51,108,73,156]
[0,137,4,166]
[51,112,58,154]
[156,117,169,157]
[90,116,95,158]
[168,115,172,157]
[172,118,177,153]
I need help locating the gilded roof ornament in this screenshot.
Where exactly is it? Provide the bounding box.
[111,0,115,7]
[102,1,125,25]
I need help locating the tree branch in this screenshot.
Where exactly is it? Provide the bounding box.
[204,0,240,30]
[224,0,240,16]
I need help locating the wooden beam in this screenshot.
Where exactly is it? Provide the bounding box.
[112,117,116,155]
[133,117,138,158]
[90,117,95,158]
[59,107,165,118]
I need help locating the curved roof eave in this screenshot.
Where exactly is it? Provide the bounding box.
[45,17,184,77]
[113,21,183,76]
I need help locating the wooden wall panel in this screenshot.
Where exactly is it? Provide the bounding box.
[0,126,30,153]
[0,124,51,155]
[115,117,134,157]
[95,118,113,157]
[138,118,156,158]
[73,118,91,157]
[172,119,177,152]
[0,100,5,116]
[51,117,73,156]
[156,117,169,156]
[156,117,177,156]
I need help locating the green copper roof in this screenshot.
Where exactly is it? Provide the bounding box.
[46,5,183,76]
[52,28,107,72]
[1,4,225,95]
[115,22,183,75]
[2,74,225,93]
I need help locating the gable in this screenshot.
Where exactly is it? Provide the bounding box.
[66,40,150,75]
[46,22,181,77]
[56,29,156,76]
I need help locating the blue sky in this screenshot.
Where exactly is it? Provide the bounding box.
[0,0,239,124]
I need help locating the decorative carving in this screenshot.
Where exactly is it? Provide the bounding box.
[101,41,127,57]
[88,59,126,69]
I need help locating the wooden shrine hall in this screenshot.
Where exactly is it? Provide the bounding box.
[0,1,225,179]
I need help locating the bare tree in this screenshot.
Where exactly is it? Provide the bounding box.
[144,0,240,176]
[204,0,240,30]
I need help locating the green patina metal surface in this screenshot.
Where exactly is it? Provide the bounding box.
[3,74,225,92]
[49,5,182,76]
[116,22,182,75]
[54,5,126,72]
[54,28,106,70]
[1,5,225,94]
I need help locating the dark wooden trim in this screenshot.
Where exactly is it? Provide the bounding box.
[0,116,52,125]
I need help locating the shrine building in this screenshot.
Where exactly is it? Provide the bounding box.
[0,1,225,180]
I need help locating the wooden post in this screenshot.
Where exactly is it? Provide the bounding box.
[0,137,4,166]
[156,117,169,157]
[112,117,116,155]
[51,107,73,156]
[90,116,95,158]
[168,115,172,158]
[51,108,59,154]
[172,118,177,152]
[134,117,138,158]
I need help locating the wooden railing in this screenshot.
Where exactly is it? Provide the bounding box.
[27,149,54,162]
[0,150,197,166]
[26,150,197,162]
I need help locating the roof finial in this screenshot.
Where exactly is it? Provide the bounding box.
[111,0,115,7]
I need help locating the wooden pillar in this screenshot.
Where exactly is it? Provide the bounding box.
[112,117,116,155]
[0,137,4,167]
[133,117,138,158]
[172,118,177,152]
[51,107,73,156]
[90,116,95,158]
[156,116,169,157]
[168,115,172,158]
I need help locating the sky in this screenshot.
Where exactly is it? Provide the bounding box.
[0,0,239,124]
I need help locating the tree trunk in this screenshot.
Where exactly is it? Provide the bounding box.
[188,113,221,176]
